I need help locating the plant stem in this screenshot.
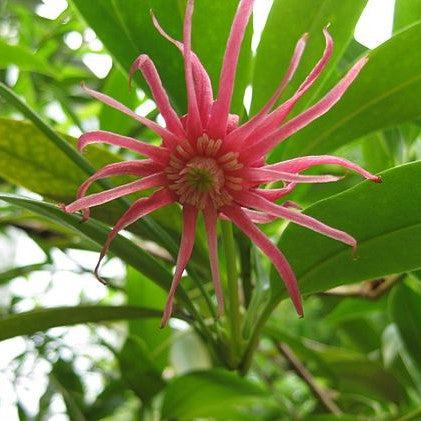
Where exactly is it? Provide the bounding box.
[221,221,241,361]
[276,342,342,415]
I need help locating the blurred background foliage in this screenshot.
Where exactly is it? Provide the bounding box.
[0,0,421,420]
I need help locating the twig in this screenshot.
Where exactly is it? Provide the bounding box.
[276,342,342,415]
[320,274,405,300]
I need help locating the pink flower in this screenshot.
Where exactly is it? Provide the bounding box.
[62,0,380,326]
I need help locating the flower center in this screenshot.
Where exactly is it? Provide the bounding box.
[165,134,243,209]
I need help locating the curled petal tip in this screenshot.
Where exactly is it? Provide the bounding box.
[324,22,332,30]
[58,202,66,212]
[374,175,382,183]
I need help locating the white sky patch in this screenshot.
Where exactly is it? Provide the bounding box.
[36,0,68,20]
[135,99,157,117]
[252,0,273,53]
[64,31,83,50]
[355,0,395,48]
[82,53,112,79]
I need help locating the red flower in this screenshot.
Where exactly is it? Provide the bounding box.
[62,0,380,326]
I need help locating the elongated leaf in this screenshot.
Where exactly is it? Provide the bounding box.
[0,118,118,202]
[394,0,421,32]
[272,162,421,303]
[161,369,273,420]
[0,40,53,75]
[71,0,252,114]
[117,336,165,404]
[252,0,366,114]
[0,305,162,342]
[281,22,421,159]
[389,282,421,373]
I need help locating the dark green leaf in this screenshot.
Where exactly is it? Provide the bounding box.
[117,336,166,404]
[161,369,273,420]
[389,282,421,373]
[71,0,252,114]
[273,162,421,302]
[252,0,366,114]
[0,305,163,342]
[281,22,421,159]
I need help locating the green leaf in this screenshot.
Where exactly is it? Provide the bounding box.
[389,282,421,374]
[252,0,366,114]
[0,263,47,285]
[394,0,421,32]
[0,193,173,291]
[161,369,273,420]
[117,336,166,404]
[0,118,118,202]
[281,22,421,159]
[0,40,53,75]
[71,0,252,114]
[0,305,163,342]
[272,162,421,303]
[126,267,170,369]
[50,359,86,421]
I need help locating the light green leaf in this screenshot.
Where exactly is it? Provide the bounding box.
[389,282,421,374]
[252,0,366,114]
[394,0,421,32]
[0,118,119,202]
[161,369,274,420]
[281,22,421,159]
[0,305,163,342]
[0,40,53,75]
[272,162,421,303]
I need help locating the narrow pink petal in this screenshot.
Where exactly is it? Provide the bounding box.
[82,84,179,147]
[242,57,368,161]
[224,32,308,148]
[255,183,297,201]
[233,191,356,248]
[239,167,342,184]
[129,54,186,138]
[183,0,203,138]
[94,189,174,283]
[240,208,277,224]
[203,204,224,316]
[78,131,170,165]
[237,28,334,151]
[206,0,254,139]
[222,205,302,316]
[161,205,198,327]
[266,155,381,182]
[76,160,160,220]
[63,173,166,214]
[151,12,213,125]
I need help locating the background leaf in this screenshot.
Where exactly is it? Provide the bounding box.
[272,162,421,302]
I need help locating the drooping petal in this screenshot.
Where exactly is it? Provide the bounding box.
[78,131,170,165]
[266,155,381,182]
[129,54,186,138]
[233,191,356,248]
[76,160,160,220]
[82,84,179,147]
[243,57,368,162]
[242,57,368,161]
[222,205,302,315]
[240,208,277,224]
[224,32,308,149]
[94,189,174,283]
[151,12,213,125]
[239,167,342,184]
[206,0,254,139]
[255,183,296,201]
[203,204,224,316]
[183,0,203,138]
[161,205,198,327]
[63,173,166,214]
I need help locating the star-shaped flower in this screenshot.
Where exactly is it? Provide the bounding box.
[62,0,380,326]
